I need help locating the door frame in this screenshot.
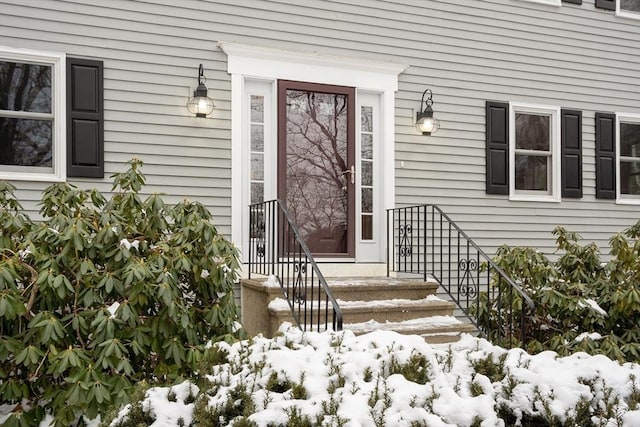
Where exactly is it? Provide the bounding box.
[221,42,406,266]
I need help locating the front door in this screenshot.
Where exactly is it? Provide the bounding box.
[278,80,356,257]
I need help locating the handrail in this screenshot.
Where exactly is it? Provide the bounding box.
[248,199,343,332]
[387,204,535,348]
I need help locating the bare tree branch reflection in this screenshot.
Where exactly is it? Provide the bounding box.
[0,61,52,167]
[284,89,349,253]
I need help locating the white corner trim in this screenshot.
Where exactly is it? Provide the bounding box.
[229,73,244,257]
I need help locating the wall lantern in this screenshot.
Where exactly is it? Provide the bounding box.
[187,64,215,118]
[415,89,440,135]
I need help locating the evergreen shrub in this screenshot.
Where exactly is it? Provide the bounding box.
[479,225,640,362]
[0,159,243,426]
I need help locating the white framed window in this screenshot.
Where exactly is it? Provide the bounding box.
[616,114,640,203]
[0,46,66,181]
[617,0,640,19]
[509,103,561,202]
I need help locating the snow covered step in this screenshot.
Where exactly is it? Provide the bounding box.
[345,316,477,344]
[324,277,439,302]
[241,275,477,343]
[267,295,457,328]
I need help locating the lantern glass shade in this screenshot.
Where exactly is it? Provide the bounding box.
[187,96,215,117]
[415,111,440,135]
[187,84,215,118]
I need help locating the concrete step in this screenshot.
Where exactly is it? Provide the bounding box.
[324,277,439,302]
[241,275,477,343]
[268,295,456,325]
[241,277,439,303]
[346,317,477,344]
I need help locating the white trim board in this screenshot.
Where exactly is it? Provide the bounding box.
[220,42,407,263]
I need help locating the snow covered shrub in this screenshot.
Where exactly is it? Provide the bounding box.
[112,327,640,426]
[478,225,640,362]
[0,159,244,426]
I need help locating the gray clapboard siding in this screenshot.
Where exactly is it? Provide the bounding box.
[0,0,235,235]
[0,0,639,262]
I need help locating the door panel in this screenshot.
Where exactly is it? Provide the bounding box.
[278,80,355,257]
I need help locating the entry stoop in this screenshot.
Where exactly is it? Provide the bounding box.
[241,277,475,344]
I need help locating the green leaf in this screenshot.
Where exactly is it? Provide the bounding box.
[15,345,45,368]
[0,291,26,319]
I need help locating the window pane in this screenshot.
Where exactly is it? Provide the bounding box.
[620,122,640,158]
[284,88,350,255]
[515,154,548,191]
[0,117,52,166]
[361,161,373,186]
[361,214,373,240]
[621,0,640,12]
[251,182,264,204]
[0,61,51,113]
[620,161,640,195]
[251,153,263,180]
[515,113,550,151]
[361,106,373,132]
[361,134,372,159]
[251,124,264,151]
[361,187,373,213]
[251,95,264,123]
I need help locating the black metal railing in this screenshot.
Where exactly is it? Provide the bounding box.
[248,200,343,332]
[387,204,535,348]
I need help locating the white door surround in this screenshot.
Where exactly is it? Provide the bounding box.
[220,42,407,265]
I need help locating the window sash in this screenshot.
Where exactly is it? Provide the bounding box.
[620,0,640,12]
[509,103,560,201]
[619,159,640,196]
[616,114,640,202]
[0,47,65,181]
[617,0,640,18]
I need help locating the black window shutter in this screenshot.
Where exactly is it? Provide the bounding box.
[595,0,615,10]
[595,112,616,199]
[486,101,509,195]
[562,0,582,4]
[67,57,104,178]
[561,109,582,198]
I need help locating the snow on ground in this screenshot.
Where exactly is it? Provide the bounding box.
[111,324,640,426]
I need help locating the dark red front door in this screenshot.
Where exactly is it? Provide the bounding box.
[278,80,356,257]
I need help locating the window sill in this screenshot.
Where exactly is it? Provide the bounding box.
[616,10,640,20]
[616,197,640,205]
[0,171,65,182]
[509,193,561,203]
[516,0,561,6]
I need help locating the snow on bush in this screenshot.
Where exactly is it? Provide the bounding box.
[110,324,640,426]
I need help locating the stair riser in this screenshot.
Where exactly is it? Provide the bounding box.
[345,307,454,323]
[269,305,454,325]
[350,329,463,344]
[327,286,438,302]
